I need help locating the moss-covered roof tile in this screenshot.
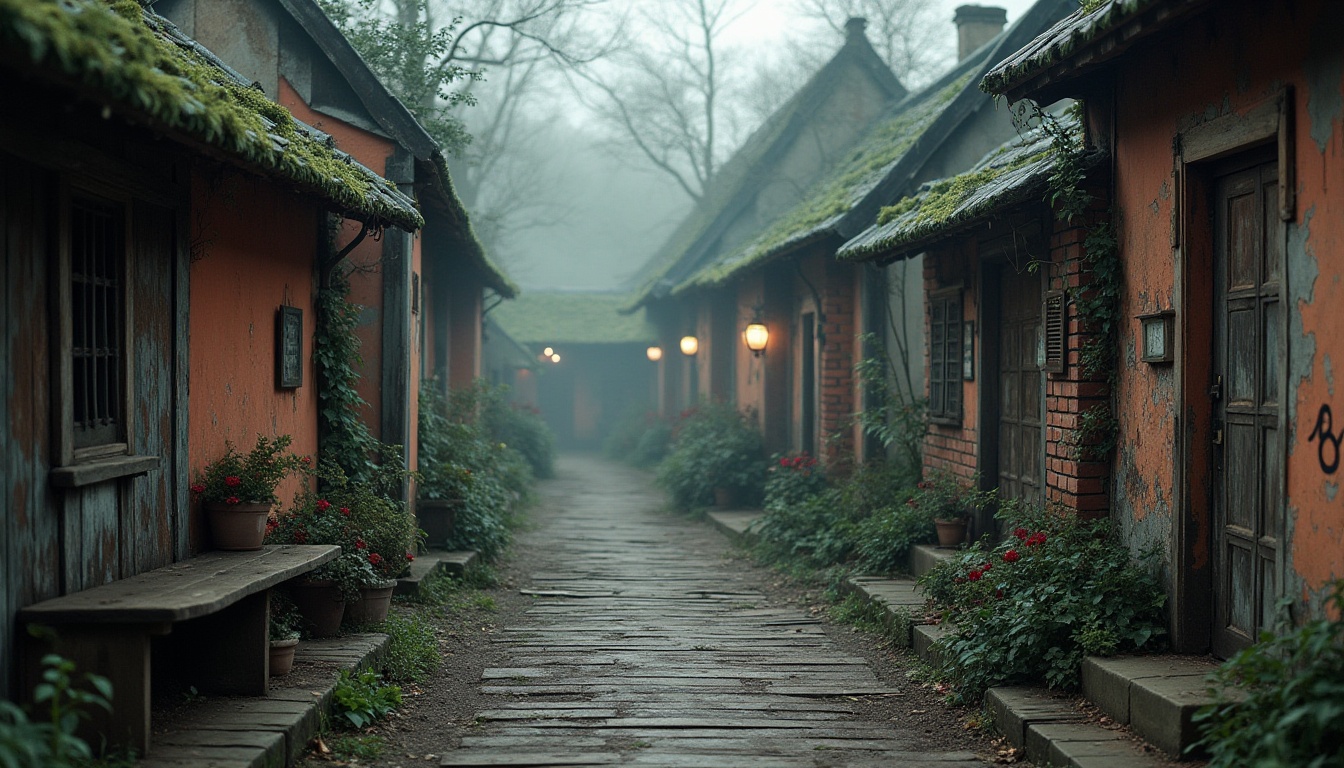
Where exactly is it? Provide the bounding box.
[0,0,423,230]
[493,292,657,345]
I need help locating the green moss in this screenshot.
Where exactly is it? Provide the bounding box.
[982,0,1155,96]
[0,0,422,230]
[686,73,973,290]
[493,292,656,345]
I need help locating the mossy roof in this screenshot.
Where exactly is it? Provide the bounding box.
[493,292,657,345]
[980,0,1209,100]
[622,29,904,311]
[0,0,423,231]
[669,0,1075,295]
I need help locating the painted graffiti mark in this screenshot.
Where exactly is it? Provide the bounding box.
[1307,404,1340,474]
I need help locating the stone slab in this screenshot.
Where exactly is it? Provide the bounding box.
[1029,722,1165,768]
[986,686,1086,748]
[909,544,956,579]
[396,550,479,596]
[1081,655,1218,756]
[912,623,950,667]
[706,511,764,545]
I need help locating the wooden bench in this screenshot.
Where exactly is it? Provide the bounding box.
[18,544,339,756]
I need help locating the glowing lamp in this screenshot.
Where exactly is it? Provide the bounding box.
[543,347,555,356]
[550,353,561,363]
[743,322,769,356]
[679,335,699,356]
[646,346,664,361]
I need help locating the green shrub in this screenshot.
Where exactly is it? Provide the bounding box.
[657,401,764,509]
[376,613,440,683]
[853,502,935,574]
[631,421,673,467]
[481,396,555,479]
[920,501,1167,702]
[0,654,112,768]
[604,408,673,468]
[331,669,401,729]
[1193,580,1344,767]
[764,452,826,512]
[755,489,857,567]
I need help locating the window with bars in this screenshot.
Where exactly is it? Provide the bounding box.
[929,290,963,423]
[69,195,126,450]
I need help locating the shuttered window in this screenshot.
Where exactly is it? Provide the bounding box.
[1042,289,1066,374]
[69,194,127,449]
[929,290,962,422]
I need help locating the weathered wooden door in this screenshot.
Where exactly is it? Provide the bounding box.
[1212,160,1285,658]
[998,268,1043,506]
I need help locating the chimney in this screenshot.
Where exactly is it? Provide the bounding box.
[953,5,1007,61]
[844,16,868,43]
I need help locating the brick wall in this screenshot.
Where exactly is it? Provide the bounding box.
[819,257,857,471]
[923,243,980,484]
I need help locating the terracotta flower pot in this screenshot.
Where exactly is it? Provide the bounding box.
[344,580,396,626]
[416,498,457,549]
[205,502,272,551]
[288,579,345,638]
[712,487,738,508]
[269,638,299,677]
[934,518,967,548]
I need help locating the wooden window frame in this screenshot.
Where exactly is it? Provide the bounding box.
[928,288,963,425]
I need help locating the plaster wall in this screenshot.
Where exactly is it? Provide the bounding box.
[187,172,320,511]
[1106,0,1344,612]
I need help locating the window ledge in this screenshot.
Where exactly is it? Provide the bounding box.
[50,455,160,488]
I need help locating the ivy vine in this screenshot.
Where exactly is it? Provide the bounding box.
[315,269,378,481]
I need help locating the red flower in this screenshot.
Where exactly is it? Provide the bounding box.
[1003,549,1021,563]
[968,569,983,581]
[340,507,351,517]
[981,562,992,571]
[1027,533,1047,547]
[906,498,917,507]
[300,456,312,465]
[224,476,241,487]
[368,553,382,566]
[355,539,367,550]
[996,589,1005,599]
[225,496,240,505]
[405,552,415,562]
[1014,527,1029,540]
[294,530,307,544]
[316,499,331,512]
[265,520,278,534]
[190,484,206,494]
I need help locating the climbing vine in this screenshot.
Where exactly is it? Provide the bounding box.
[1016,99,1122,462]
[315,270,378,481]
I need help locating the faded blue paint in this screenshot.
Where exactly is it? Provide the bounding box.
[1307,10,1344,153]
[1287,206,1319,453]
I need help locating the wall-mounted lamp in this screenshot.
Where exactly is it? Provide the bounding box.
[550,353,562,364]
[679,335,699,356]
[646,346,664,362]
[743,322,769,357]
[1138,310,1175,364]
[543,346,554,357]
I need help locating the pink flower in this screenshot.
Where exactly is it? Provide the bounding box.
[779,458,790,467]
[224,476,241,487]
[225,496,240,505]
[316,499,331,512]
[1003,549,1020,563]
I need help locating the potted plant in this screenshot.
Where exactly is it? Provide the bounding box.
[416,462,472,550]
[269,593,302,676]
[326,452,420,625]
[267,492,374,637]
[192,434,302,550]
[911,471,994,547]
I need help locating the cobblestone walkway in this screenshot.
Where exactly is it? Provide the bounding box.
[440,456,986,767]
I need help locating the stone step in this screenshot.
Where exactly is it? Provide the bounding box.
[987,686,1167,767]
[140,633,389,768]
[1080,654,1220,759]
[909,544,958,579]
[706,510,764,546]
[395,549,479,597]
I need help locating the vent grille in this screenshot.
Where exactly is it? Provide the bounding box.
[1043,289,1066,374]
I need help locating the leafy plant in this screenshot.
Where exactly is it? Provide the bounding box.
[852,501,935,575]
[315,272,379,482]
[325,733,386,762]
[480,394,555,479]
[270,593,302,642]
[376,613,440,683]
[657,401,765,509]
[190,433,302,506]
[331,669,401,729]
[267,484,379,601]
[919,501,1167,702]
[906,470,994,523]
[853,342,927,484]
[0,654,113,768]
[604,408,673,468]
[764,452,827,512]
[1192,580,1344,767]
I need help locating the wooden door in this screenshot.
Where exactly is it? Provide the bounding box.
[1212,160,1284,658]
[998,268,1043,507]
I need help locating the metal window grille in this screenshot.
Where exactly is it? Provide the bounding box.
[70,196,125,448]
[1042,289,1066,373]
[929,292,962,421]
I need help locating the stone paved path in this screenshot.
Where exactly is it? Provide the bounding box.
[440,456,986,767]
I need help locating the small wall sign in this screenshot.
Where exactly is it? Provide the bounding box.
[276,305,303,388]
[1138,310,1175,364]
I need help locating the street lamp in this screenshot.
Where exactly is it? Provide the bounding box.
[679,335,699,356]
[646,346,664,361]
[743,322,769,357]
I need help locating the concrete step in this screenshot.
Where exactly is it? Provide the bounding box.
[706,510,764,546]
[1080,654,1220,758]
[395,549,479,597]
[987,686,1168,768]
[141,633,389,768]
[909,544,958,579]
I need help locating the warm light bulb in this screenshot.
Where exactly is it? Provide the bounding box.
[543,347,554,356]
[646,346,664,361]
[679,335,699,356]
[743,322,769,354]
[551,354,561,363]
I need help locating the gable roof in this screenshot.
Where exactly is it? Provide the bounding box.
[838,112,1101,262]
[0,0,423,230]
[981,0,1213,103]
[669,0,1075,295]
[622,22,905,311]
[271,0,517,297]
[494,292,657,345]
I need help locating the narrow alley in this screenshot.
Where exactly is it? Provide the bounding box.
[438,456,987,767]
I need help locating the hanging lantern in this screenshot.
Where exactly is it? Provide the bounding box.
[679,336,699,356]
[743,322,769,356]
[646,346,664,361]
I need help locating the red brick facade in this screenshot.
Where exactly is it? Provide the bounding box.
[818,258,859,469]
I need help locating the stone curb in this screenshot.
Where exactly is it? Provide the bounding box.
[396,549,479,597]
[705,510,764,546]
[140,633,390,768]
